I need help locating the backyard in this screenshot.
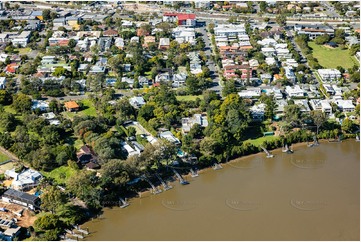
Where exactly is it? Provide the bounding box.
[62,99,97,119]
[176,95,203,102]
[244,135,279,147]
[0,152,11,163]
[42,166,78,185]
[308,42,359,69]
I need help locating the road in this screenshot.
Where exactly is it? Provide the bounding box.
[195,26,222,95]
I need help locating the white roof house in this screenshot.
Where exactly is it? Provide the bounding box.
[121,141,140,157]
[285,85,304,97]
[257,38,277,47]
[334,100,355,112]
[5,168,42,191]
[214,24,246,37]
[317,69,341,82]
[129,96,146,109]
[238,88,261,98]
[31,100,49,111]
[250,103,266,120]
[159,131,181,145]
[294,99,311,112]
[173,73,187,87]
[309,99,332,115]
[265,57,276,66]
[0,77,6,89]
[172,26,196,44]
[182,114,208,133]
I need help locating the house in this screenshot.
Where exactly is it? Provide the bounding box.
[103,29,118,37]
[97,37,112,52]
[214,24,246,37]
[41,112,60,126]
[5,168,42,191]
[77,145,99,167]
[334,100,355,112]
[89,65,106,73]
[3,226,21,240]
[182,113,208,133]
[2,189,40,210]
[121,141,140,157]
[172,73,187,87]
[11,31,31,47]
[294,24,334,39]
[114,37,125,49]
[321,83,335,95]
[294,99,311,112]
[159,38,170,50]
[129,96,146,109]
[0,77,6,89]
[5,63,19,74]
[284,67,296,82]
[31,100,49,112]
[317,69,341,82]
[64,101,80,112]
[309,99,332,115]
[163,13,196,27]
[250,103,266,121]
[138,76,150,86]
[143,36,156,48]
[155,72,171,83]
[130,36,140,43]
[238,88,261,98]
[159,131,181,145]
[172,27,196,44]
[285,85,304,98]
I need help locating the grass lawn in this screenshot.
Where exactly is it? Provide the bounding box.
[15,47,31,55]
[308,42,359,69]
[42,166,78,185]
[0,152,10,163]
[176,95,203,102]
[244,135,280,147]
[62,99,97,119]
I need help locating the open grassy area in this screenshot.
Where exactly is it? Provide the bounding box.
[62,99,97,119]
[0,152,10,163]
[176,95,203,102]
[244,135,280,147]
[15,47,31,55]
[308,42,359,69]
[42,166,78,184]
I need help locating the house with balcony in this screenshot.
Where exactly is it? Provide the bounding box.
[309,99,332,115]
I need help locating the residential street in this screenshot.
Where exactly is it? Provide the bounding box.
[196,26,222,95]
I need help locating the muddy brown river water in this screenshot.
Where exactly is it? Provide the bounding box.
[84,140,359,240]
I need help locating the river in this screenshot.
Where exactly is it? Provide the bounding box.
[83,140,359,241]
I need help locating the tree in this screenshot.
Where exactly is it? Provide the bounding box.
[68,39,77,48]
[284,104,302,127]
[222,79,237,97]
[34,214,62,231]
[0,112,16,132]
[341,119,354,133]
[12,93,32,113]
[275,15,286,26]
[67,170,102,210]
[0,90,12,105]
[40,186,67,213]
[314,34,331,45]
[42,9,51,21]
[310,110,327,135]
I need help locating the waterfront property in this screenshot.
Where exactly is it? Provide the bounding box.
[2,189,40,210]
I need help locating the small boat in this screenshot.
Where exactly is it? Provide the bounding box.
[356,135,360,142]
[180,180,190,185]
[190,168,199,177]
[213,163,223,170]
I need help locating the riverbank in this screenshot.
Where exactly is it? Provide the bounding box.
[94,139,340,206]
[83,139,360,241]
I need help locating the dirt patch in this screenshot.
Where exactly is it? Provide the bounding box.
[0,202,37,228]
